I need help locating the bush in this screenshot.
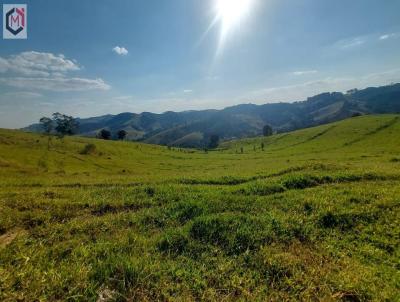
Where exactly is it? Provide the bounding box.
[80,143,96,155]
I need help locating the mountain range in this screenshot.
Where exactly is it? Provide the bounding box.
[24,83,400,148]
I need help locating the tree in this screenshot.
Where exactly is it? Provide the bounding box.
[39,117,53,150]
[117,130,127,140]
[263,124,273,137]
[347,88,358,95]
[40,117,53,134]
[98,129,111,140]
[208,134,220,149]
[52,112,79,139]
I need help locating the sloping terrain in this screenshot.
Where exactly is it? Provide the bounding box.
[1,115,400,301]
[24,83,400,148]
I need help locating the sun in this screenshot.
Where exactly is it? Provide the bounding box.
[216,0,254,35]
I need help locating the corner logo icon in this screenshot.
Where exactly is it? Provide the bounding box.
[3,4,27,39]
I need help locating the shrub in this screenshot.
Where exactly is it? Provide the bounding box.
[80,143,96,155]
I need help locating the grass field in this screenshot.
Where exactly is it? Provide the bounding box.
[0,114,399,301]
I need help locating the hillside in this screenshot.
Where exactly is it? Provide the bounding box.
[23,83,400,148]
[1,115,400,300]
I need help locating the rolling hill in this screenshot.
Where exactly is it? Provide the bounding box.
[1,114,400,300]
[23,83,400,148]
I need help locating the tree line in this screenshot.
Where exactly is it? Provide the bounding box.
[97,129,127,140]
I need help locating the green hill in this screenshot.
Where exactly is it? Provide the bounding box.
[1,115,400,301]
[24,83,400,148]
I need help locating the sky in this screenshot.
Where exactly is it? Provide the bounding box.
[0,0,400,128]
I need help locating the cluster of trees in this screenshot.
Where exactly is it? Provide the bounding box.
[97,129,127,140]
[40,113,79,149]
[39,113,128,150]
[40,113,79,138]
[263,124,273,137]
[208,134,220,149]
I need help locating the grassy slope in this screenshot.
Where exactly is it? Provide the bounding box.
[0,115,399,301]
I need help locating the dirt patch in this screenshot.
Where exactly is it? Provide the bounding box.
[0,229,25,248]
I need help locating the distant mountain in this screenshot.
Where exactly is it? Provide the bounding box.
[24,83,400,148]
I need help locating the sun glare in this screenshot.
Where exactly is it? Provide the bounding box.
[216,0,254,35]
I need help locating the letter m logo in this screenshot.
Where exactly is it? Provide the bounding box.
[3,4,27,39]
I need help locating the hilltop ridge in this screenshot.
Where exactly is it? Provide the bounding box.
[23,83,400,148]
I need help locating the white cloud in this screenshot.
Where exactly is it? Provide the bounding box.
[334,36,366,49]
[183,89,193,93]
[0,51,80,76]
[0,77,110,91]
[112,46,128,56]
[332,32,399,50]
[0,51,111,92]
[292,70,318,76]
[379,33,399,40]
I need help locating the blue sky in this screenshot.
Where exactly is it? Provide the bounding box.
[0,0,400,128]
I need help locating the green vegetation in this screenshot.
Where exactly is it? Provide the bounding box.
[24,84,400,148]
[1,115,399,301]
